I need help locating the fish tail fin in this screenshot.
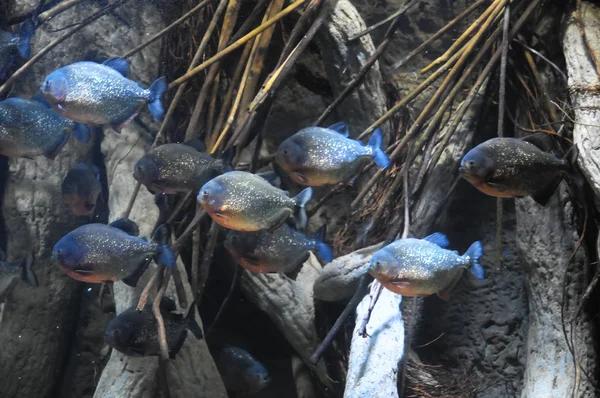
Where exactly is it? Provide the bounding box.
[465,241,484,280]
[185,302,204,339]
[147,77,167,122]
[312,225,333,262]
[20,252,38,287]
[18,19,34,59]
[73,123,91,143]
[293,187,312,230]
[367,128,390,169]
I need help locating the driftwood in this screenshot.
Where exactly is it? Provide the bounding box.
[344,288,403,398]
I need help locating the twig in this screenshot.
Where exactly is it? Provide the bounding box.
[310,274,370,364]
[137,265,162,311]
[389,0,486,71]
[348,0,418,42]
[315,0,419,125]
[153,268,173,360]
[166,191,194,225]
[575,0,600,77]
[307,182,346,217]
[168,0,309,89]
[358,281,383,337]
[198,221,220,302]
[121,0,215,59]
[184,0,241,141]
[171,261,188,309]
[0,0,130,96]
[171,209,207,252]
[496,4,510,270]
[513,39,567,81]
[229,0,271,43]
[276,0,323,67]
[191,204,202,303]
[38,0,81,22]
[207,266,240,337]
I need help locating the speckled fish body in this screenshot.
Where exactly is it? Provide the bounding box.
[0,20,34,79]
[40,60,166,131]
[459,137,571,204]
[0,97,76,159]
[133,143,225,194]
[62,163,102,216]
[369,233,483,299]
[213,346,270,396]
[0,252,37,302]
[104,298,203,358]
[224,224,333,274]
[275,125,390,186]
[51,221,174,286]
[198,171,312,232]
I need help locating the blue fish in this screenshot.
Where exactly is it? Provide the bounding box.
[0,19,34,79]
[276,122,390,186]
[40,57,167,133]
[0,96,90,159]
[51,218,175,287]
[369,233,484,300]
[213,346,271,396]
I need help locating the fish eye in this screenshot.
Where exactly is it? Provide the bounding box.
[283,149,288,154]
[202,190,209,198]
[468,161,475,167]
[373,260,381,267]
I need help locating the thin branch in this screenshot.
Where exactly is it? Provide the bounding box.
[38,0,81,22]
[172,209,207,252]
[358,281,383,337]
[198,221,220,303]
[348,0,418,41]
[153,268,173,360]
[171,261,188,308]
[207,266,241,337]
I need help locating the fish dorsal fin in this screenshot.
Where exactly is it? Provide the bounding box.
[327,122,350,137]
[102,57,129,77]
[521,133,552,151]
[422,232,449,248]
[0,248,6,262]
[182,139,206,152]
[109,218,139,236]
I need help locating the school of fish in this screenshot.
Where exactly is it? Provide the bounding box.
[0,12,584,392]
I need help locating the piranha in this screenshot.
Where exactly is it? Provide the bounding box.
[275,122,390,186]
[40,57,167,133]
[0,251,38,303]
[104,297,203,359]
[213,346,271,396]
[459,135,578,206]
[198,171,312,232]
[0,96,90,159]
[133,141,230,194]
[0,19,34,79]
[51,219,175,287]
[224,224,333,275]
[369,233,484,300]
[62,163,102,217]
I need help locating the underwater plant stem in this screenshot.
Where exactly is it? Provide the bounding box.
[421,0,502,74]
[168,0,309,89]
[353,1,507,209]
[38,0,81,22]
[390,0,487,71]
[348,0,419,42]
[315,0,418,126]
[575,0,600,77]
[198,221,220,303]
[191,206,201,303]
[137,265,162,312]
[277,0,323,67]
[153,267,173,360]
[166,191,194,225]
[310,274,370,364]
[121,0,215,59]
[230,0,271,43]
[172,209,207,252]
[358,281,383,337]
[123,182,141,219]
[207,266,240,337]
[171,262,188,309]
[185,0,241,141]
[0,0,129,96]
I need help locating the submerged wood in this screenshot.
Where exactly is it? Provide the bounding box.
[344,288,403,398]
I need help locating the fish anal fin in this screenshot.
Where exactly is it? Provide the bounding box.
[169,330,188,359]
[531,177,562,207]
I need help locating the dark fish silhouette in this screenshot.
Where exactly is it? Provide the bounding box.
[213,346,270,396]
[369,233,484,300]
[459,135,578,206]
[276,123,390,186]
[198,171,312,232]
[0,251,38,302]
[0,19,34,79]
[224,224,333,275]
[104,297,203,358]
[62,163,102,217]
[40,57,167,133]
[52,219,175,287]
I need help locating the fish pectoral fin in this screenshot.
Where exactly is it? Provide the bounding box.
[390,280,411,289]
[73,268,94,275]
[485,182,507,192]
